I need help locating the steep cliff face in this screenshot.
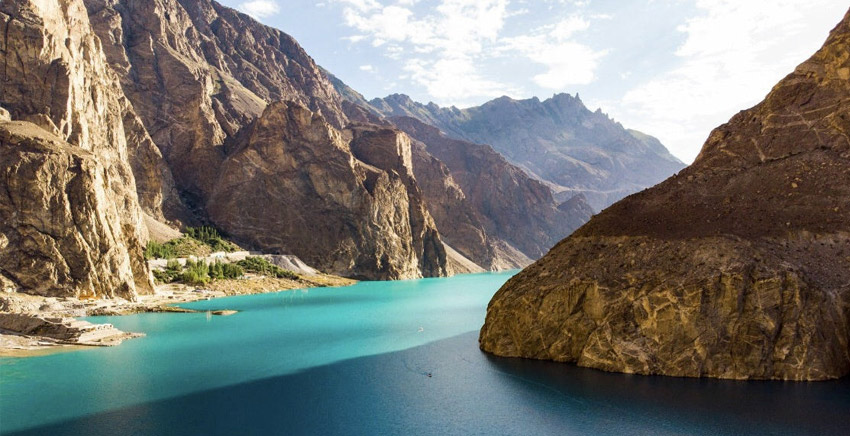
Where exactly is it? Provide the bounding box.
[369,93,685,211]
[393,116,593,267]
[479,9,850,381]
[208,102,447,280]
[0,122,151,299]
[348,124,448,278]
[0,0,155,298]
[83,0,347,205]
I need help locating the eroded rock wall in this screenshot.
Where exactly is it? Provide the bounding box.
[0,0,159,298]
[208,102,448,280]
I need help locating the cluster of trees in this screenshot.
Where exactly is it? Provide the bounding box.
[185,226,237,253]
[235,257,299,280]
[152,257,299,286]
[144,226,238,260]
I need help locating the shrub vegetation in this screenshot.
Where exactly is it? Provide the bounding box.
[144,225,238,260]
[152,260,183,284]
[236,257,299,280]
[185,226,238,253]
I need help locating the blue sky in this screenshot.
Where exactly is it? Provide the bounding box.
[218,0,847,163]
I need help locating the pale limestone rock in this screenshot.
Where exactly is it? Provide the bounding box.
[0,121,151,298]
[0,0,157,298]
[0,312,140,345]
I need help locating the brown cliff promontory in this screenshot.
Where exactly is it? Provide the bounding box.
[480,9,850,381]
[208,102,447,280]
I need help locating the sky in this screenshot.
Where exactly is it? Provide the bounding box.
[219,0,848,163]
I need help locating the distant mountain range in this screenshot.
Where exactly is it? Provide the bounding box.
[327,73,685,211]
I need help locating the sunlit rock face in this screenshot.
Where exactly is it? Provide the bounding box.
[480,9,850,381]
[0,0,156,298]
[208,101,448,281]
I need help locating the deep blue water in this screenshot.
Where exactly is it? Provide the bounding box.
[1,271,848,435]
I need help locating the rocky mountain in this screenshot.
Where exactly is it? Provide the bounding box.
[332,73,594,269]
[479,9,850,381]
[0,0,673,297]
[0,0,156,299]
[365,93,685,211]
[85,0,460,280]
[393,116,592,269]
[208,101,447,280]
[0,0,449,292]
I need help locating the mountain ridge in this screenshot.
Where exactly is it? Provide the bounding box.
[332,87,685,211]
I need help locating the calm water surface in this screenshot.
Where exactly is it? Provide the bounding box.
[1,271,848,435]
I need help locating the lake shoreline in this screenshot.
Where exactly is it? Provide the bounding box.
[0,273,356,357]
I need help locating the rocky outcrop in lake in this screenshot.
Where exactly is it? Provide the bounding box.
[479,9,850,381]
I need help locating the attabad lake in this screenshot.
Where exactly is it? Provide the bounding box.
[1,272,847,436]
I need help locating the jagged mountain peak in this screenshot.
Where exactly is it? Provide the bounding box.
[353,88,685,210]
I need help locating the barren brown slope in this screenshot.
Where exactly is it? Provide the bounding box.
[480,9,850,381]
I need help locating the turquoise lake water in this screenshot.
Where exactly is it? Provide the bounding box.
[1,271,848,435]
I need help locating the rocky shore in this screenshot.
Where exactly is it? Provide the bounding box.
[0,273,355,357]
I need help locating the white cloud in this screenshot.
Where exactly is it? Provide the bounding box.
[359,64,375,71]
[342,35,367,43]
[338,0,382,12]
[613,0,848,163]
[334,0,518,105]
[501,15,606,89]
[334,0,608,105]
[403,56,521,104]
[239,0,280,18]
